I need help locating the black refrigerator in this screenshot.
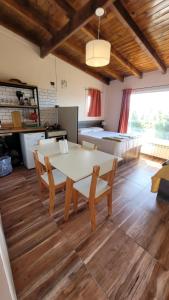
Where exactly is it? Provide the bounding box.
[58,106,78,143]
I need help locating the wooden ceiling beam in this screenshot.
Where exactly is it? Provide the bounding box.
[40,0,112,58]
[0,15,41,46]
[54,0,75,18]
[54,50,110,85]
[0,0,53,36]
[113,0,167,74]
[82,25,142,78]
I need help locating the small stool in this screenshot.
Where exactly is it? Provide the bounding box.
[157,179,169,201]
[0,156,12,177]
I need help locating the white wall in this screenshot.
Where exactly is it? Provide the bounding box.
[55,58,106,121]
[105,69,169,131]
[0,26,106,121]
[0,217,17,300]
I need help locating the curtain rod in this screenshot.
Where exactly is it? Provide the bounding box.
[132,83,169,92]
[85,88,103,93]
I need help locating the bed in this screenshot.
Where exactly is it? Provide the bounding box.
[78,126,142,162]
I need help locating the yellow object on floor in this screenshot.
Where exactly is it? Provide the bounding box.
[151,165,169,193]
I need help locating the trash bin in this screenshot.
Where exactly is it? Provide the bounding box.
[0,156,12,177]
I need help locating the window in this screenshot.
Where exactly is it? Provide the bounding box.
[87,94,91,115]
[128,90,169,142]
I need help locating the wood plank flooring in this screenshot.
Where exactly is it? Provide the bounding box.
[1,155,169,299]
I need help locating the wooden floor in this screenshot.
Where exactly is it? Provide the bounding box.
[1,155,169,299]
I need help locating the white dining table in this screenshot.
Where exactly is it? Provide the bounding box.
[37,141,121,220]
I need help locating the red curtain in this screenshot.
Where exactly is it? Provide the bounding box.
[88,88,101,117]
[118,89,132,133]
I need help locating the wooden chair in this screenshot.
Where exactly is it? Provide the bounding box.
[33,150,66,214]
[39,138,56,145]
[73,158,118,231]
[82,140,97,150]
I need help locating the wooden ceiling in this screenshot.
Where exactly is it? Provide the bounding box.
[0,0,169,84]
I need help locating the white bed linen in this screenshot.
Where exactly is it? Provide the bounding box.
[78,130,142,157]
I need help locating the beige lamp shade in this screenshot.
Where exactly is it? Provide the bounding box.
[86,39,111,67]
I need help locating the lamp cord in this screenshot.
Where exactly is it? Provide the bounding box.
[98,16,101,39]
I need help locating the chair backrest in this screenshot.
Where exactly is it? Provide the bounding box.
[33,150,55,187]
[39,138,56,145]
[99,159,117,177]
[89,158,118,198]
[37,151,45,165]
[82,141,97,150]
[33,150,44,176]
[44,156,55,187]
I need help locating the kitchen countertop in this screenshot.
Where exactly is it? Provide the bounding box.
[0,127,46,134]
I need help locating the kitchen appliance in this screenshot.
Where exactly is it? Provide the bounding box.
[20,132,45,169]
[58,107,78,143]
[45,124,67,140]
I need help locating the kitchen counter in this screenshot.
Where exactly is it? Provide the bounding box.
[0,127,46,134]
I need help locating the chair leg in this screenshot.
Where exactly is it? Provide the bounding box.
[64,178,74,221]
[49,188,55,215]
[37,178,44,193]
[73,189,79,212]
[37,181,45,201]
[107,191,112,216]
[89,198,96,231]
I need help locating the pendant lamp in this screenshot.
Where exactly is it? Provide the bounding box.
[86,7,111,67]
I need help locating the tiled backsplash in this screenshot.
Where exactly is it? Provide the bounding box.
[0,86,58,126]
[38,88,58,125]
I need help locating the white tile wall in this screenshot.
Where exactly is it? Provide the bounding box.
[0,86,58,125]
[39,88,58,125]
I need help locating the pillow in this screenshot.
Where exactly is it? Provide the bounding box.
[90,127,104,132]
[78,127,104,134]
[78,128,93,134]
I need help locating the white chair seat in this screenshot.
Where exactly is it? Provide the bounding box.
[73,176,110,198]
[41,169,66,186]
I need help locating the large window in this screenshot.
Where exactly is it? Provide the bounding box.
[128,90,169,142]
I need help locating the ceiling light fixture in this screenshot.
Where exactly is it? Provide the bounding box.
[86,7,111,67]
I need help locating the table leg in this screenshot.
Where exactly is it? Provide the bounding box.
[64,177,74,221]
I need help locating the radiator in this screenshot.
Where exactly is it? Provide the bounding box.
[141,143,169,159]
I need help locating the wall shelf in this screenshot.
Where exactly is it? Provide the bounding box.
[0,81,37,89]
[0,104,38,109]
[0,82,41,126]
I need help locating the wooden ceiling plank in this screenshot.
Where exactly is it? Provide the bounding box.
[82,25,142,78]
[64,41,124,81]
[40,0,112,58]
[54,50,110,85]
[113,0,167,73]
[54,0,75,18]
[1,0,53,37]
[123,0,166,19]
